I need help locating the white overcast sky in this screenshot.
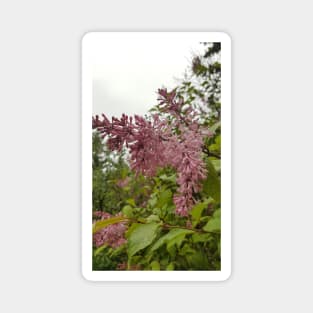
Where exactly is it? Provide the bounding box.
[92,34,206,118]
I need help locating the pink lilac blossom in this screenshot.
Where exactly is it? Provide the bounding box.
[92,89,211,216]
[164,127,206,216]
[93,113,169,176]
[157,88,198,126]
[93,211,111,219]
[93,212,127,248]
[128,114,169,176]
[157,88,183,118]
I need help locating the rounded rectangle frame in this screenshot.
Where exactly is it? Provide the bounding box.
[82,32,231,281]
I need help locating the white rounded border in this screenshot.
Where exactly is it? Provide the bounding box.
[81,32,231,281]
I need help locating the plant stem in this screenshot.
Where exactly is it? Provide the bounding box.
[162,223,218,235]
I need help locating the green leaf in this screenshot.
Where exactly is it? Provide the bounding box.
[93,216,128,234]
[166,262,175,270]
[179,244,196,256]
[167,233,187,251]
[215,135,221,146]
[209,135,221,153]
[211,159,221,172]
[110,244,126,257]
[150,228,194,252]
[152,207,161,215]
[203,213,221,232]
[190,198,213,226]
[202,159,221,202]
[137,217,146,223]
[209,121,221,133]
[146,214,160,223]
[127,223,160,257]
[148,195,157,207]
[167,243,177,258]
[94,245,107,256]
[159,174,176,183]
[150,261,160,270]
[186,250,209,269]
[200,216,210,223]
[192,233,211,243]
[122,205,133,218]
[213,208,221,218]
[157,189,172,208]
[126,198,136,207]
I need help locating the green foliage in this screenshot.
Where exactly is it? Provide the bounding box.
[127,223,160,258]
[92,161,221,270]
[92,131,154,215]
[190,198,213,227]
[93,245,127,271]
[177,42,221,124]
[150,228,194,252]
[203,209,221,232]
[92,131,130,214]
[202,158,221,203]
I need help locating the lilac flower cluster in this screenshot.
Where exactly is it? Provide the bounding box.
[170,129,207,216]
[93,113,169,176]
[157,88,183,117]
[93,89,211,216]
[93,212,127,248]
[157,88,202,128]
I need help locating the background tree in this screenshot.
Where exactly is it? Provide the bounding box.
[178,42,221,122]
[92,131,130,214]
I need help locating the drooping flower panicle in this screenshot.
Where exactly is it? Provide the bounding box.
[169,129,207,216]
[92,89,211,216]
